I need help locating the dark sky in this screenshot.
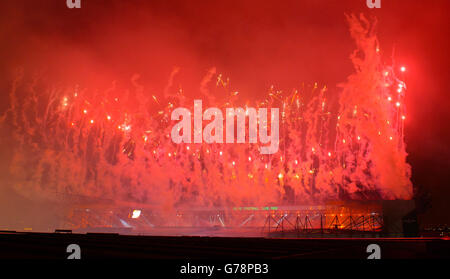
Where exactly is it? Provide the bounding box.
[0,0,449,225]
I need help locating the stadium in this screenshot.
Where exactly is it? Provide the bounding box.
[0,0,449,262]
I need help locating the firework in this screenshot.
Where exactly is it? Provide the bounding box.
[0,15,412,218]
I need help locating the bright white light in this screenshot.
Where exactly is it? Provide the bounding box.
[131,209,141,219]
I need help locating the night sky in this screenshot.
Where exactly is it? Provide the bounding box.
[0,0,449,226]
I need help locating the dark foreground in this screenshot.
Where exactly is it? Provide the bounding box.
[0,231,449,259]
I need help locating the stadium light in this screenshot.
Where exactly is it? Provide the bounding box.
[131,209,141,219]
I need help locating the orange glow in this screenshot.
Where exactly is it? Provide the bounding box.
[1,14,415,223]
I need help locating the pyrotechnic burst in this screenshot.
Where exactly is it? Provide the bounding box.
[0,15,412,214]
